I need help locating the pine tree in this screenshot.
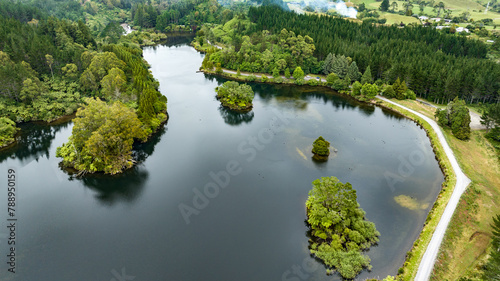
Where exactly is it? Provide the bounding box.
[347,61,361,82]
[361,66,373,85]
[322,53,335,75]
[332,54,348,78]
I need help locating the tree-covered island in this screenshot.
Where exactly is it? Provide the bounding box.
[306,177,380,279]
[215,81,254,111]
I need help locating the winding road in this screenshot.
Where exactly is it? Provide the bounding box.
[378,97,471,281]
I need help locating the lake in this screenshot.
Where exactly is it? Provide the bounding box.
[0,36,443,281]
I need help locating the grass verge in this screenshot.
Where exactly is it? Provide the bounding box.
[375,98,457,281]
[381,99,500,281]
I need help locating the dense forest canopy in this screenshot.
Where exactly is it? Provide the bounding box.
[247,5,500,103]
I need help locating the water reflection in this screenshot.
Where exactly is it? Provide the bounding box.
[133,124,167,162]
[69,124,167,205]
[71,166,148,206]
[0,122,70,164]
[218,106,254,126]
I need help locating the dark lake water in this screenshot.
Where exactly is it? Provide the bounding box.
[0,36,443,281]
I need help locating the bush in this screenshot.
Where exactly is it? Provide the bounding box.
[261,74,267,82]
[246,74,257,82]
[0,117,17,147]
[405,89,416,100]
[307,79,319,86]
[295,78,305,85]
[312,136,330,156]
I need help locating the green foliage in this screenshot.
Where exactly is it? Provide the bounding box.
[482,214,500,280]
[100,67,126,100]
[393,77,408,100]
[261,74,267,82]
[0,117,17,147]
[246,74,257,82]
[295,78,305,85]
[352,81,362,96]
[312,136,330,156]
[360,65,373,85]
[56,98,147,175]
[306,177,380,279]
[293,66,305,80]
[121,31,168,47]
[284,68,291,78]
[216,62,223,74]
[215,81,254,111]
[361,83,379,99]
[481,103,500,141]
[326,72,339,86]
[206,27,318,74]
[380,0,390,12]
[435,97,471,140]
[307,79,319,86]
[347,61,361,82]
[248,5,499,104]
[405,89,416,100]
[382,85,396,98]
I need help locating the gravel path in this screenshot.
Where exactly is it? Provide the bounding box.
[379,96,471,281]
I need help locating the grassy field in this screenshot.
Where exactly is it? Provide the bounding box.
[348,0,500,25]
[387,99,500,281]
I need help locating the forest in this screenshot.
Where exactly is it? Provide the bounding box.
[0,0,167,169]
[243,5,499,104]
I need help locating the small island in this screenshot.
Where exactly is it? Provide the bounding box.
[312,136,330,161]
[306,177,380,279]
[215,81,254,111]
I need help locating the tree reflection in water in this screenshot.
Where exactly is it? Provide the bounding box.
[0,121,70,164]
[68,123,168,206]
[218,106,254,126]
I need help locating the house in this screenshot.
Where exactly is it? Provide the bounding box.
[419,16,429,20]
[456,27,469,33]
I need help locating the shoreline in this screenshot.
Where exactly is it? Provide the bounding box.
[195,46,458,279]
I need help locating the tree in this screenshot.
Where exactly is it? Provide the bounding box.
[391,1,398,12]
[434,97,471,140]
[62,63,78,80]
[380,0,390,12]
[284,68,291,78]
[449,98,471,140]
[0,117,18,147]
[482,214,500,281]
[306,177,380,279]
[322,53,335,75]
[312,136,330,157]
[436,2,445,17]
[100,68,127,100]
[56,98,147,175]
[352,81,362,96]
[20,78,42,103]
[347,61,361,82]
[361,83,379,99]
[45,54,54,79]
[481,103,500,132]
[393,78,408,100]
[326,72,339,86]
[383,85,396,98]
[332,55,348,78]
[361,66,373,85]
[293,66,305,80]
[215,81,254,111]
[272,67,280,78]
